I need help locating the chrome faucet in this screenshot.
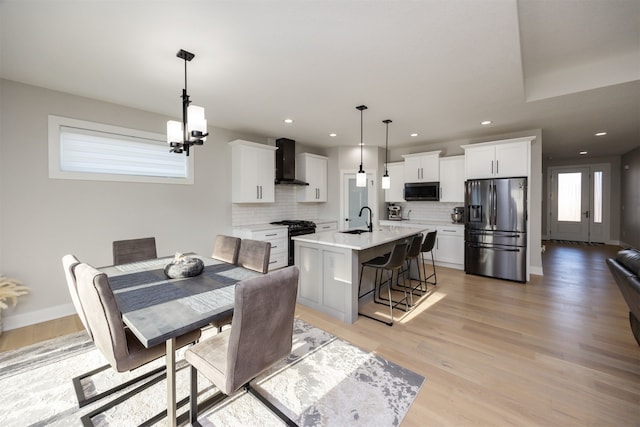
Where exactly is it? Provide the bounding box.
[358,206,373,232]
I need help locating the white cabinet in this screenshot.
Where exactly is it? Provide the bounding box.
[434,226,464,266]
[229,140,277,203]
[296,153,327,202]
[233,226,288,271]
[463,138,531,179]
[384,162,405,202]
[439,156,465,203]
[402,151,441,182]
[315,220,338,232]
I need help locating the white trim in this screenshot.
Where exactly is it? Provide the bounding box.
[2,303,76,331]
[48,115,194,184]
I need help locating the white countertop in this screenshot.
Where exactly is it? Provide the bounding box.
[292,225,431,250]
[232,223,288,232]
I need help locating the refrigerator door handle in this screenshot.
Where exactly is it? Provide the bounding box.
[492,182,498,227]
[468,243,521,252]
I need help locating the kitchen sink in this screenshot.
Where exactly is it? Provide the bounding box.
[341,229,369,234]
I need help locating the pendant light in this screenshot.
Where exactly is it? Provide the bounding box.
[356,105,367,187]
[167,49,208,156]
[382,119,392,189]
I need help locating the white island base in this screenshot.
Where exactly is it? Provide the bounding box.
[293,225,429,323]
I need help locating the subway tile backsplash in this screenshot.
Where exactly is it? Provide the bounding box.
[392,201,464,222]
[232,186,321,226]
[232,185,463,227]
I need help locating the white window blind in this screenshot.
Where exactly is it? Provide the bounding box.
[49,116,193,184]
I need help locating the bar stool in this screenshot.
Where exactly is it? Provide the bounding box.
[400,233,425,303]
[357,241,410,326]
[420,230,438,291]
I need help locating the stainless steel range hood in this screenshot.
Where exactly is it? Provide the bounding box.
[275,138,309,186]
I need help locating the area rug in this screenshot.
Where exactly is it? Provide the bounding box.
[0,319,424,426]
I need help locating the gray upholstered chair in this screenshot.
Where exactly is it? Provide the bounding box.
[237,238,271,273]
[63,254,174,408]
[211,234,241,264]
[211,238,270,333]
[73,262,201,421]
[112,237,157,265]
[185,265,300,425]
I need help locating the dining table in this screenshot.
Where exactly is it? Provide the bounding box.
[99,253,262,426]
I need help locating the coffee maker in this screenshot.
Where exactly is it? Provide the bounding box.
[387,204,402,221]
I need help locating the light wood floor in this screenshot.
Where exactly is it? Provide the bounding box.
[2,243,639,425]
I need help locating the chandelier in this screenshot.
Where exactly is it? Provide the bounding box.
[382,119,392,189]
[167,49,208,156]
[356,105,368,187]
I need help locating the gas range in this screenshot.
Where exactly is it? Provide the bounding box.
[270,220,316,233]
[270,220,316,266]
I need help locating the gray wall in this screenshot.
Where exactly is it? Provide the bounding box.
[621,146,640,248]
[0,79,265,329]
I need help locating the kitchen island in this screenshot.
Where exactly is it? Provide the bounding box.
[292,225,430,323]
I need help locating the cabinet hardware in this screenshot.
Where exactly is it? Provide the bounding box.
[265,233,277,236]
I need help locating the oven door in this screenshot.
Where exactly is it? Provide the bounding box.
[288,228,316,265]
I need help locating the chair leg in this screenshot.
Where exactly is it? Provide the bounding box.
[386,269,394,324]
[72,364,165,408]
[190,365,198,425]
[246,383,298,426]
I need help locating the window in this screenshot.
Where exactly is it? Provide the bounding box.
[593,171,603,223]
[48,116,193,184]
[557,172,582,222]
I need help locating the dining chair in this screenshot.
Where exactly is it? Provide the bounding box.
[211,237,268,333]
[73,261,201,423]
[185,265,300,426]
[211,234,241,264]
[112,236,157,265]
[237,238,271,273]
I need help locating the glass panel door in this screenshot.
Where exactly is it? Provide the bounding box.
[549,167,590,241]
[345,174,368,229]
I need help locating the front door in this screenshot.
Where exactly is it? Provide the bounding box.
[548,164,610,243]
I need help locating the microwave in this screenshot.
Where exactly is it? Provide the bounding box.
[404,182,440,201]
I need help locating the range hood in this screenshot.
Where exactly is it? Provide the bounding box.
[275,138,309,186]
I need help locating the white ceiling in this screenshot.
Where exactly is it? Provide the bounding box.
[1,0,638,160]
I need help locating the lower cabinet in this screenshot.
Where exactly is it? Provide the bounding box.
[233,226,288,271]
[315,220,338,232]
[434,226,464,266]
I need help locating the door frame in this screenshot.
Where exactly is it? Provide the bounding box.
[340,170,378,231]
[546,163,611,243]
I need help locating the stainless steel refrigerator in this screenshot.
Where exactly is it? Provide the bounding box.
[464,177,527,283]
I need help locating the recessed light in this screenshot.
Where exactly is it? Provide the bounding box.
[579,151,588,155]
[329,133,337,137]
[595,132,607,136]
[283,118,294,124]
[410,133,418,137]
[481,120,492,125]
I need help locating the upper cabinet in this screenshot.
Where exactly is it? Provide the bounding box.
[439,155,465,203]
[296,153,328,202]
[402,150,441,182]
[229,140,277,203]
[462,138,532,179]
[384,162,406,203]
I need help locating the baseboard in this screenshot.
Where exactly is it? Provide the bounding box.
[2,303,76,331]
[529,266,544,277]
